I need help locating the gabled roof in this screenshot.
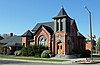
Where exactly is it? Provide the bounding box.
[42,25,54,35]
[0,36,4,40]
[77,32,86,39]
[34,25,54,35]
[53,7,71,19]
[0,36,22,44]
[22,30,33,37]
[3,42,22,47]
[32,22,54,32]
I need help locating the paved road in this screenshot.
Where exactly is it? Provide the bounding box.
[0,60,100,65]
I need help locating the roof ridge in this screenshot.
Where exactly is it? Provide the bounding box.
[32,21,54,32]
[22,30,33,37]
[37,21,53,24]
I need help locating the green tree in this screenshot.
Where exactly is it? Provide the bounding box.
[97,37,100,52]
[0,44,3,54]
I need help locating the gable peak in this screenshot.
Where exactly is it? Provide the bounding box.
[22,30,33,37]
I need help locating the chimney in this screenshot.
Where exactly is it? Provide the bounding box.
[10,33,13,37]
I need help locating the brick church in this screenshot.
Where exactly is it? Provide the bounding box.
[22,7,86,55]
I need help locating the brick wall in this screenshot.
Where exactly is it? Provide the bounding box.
[34,27,51,50]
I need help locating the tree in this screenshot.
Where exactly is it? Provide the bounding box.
[97,37,100,52]
[0,44,3,54]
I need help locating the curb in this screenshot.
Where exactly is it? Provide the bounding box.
[0,58,73,64]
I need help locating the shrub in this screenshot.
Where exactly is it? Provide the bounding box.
[27,46,35,56]
[72,49,91,58]
[92,50,96,53]
[41,50,51,58]
[33,45,49,57]
[80,50,91,58]
[14,50,21,56]
[72,49,84,54]
[21,47,28,56]
[3,51,7,55]
[20,45,48,57]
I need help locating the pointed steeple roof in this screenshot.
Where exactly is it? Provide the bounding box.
[22,30,33,37]
[57,6,67,16]
[53,7,71,19]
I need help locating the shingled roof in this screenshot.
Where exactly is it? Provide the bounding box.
[3,42,22,47]
[32,22,54,32]
[77,32,86,39]
[22,30,33,37]
[53,7,71,19]
[43,25,53,35]
[0,36,22,44]
[34,25,54,35]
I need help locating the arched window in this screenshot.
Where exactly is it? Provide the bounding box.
[38,35,46,46]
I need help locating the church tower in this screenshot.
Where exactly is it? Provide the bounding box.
[53,7,73,54]
[53,7,71,34]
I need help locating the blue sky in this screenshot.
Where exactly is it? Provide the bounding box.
[0,0,100,38]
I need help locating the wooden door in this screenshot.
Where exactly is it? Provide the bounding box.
[57,43,62,54]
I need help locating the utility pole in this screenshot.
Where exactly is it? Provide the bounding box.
[85,6,93,60]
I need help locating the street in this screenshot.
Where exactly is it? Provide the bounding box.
[0,60,100,65]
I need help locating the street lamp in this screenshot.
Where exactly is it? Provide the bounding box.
[85,6,93,60]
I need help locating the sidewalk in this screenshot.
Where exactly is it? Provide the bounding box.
[0,57,87,64]
[0,58,70,64]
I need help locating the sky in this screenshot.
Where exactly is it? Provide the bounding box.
[0,0,100,38]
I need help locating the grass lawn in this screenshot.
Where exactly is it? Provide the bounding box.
[0,55,68,62]
[87,57,100,60]
[90,58,100,60]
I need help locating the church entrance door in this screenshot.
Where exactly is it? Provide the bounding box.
[57,42,62,54]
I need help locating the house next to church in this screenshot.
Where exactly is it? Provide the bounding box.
[22,7,86,55]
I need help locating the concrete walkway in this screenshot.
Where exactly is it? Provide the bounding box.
[51,57,87,63]
[0,57,87,64]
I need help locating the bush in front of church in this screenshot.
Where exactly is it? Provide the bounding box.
[21,47,28,56]
[41,50,51,58]
[72,49,91,58]
[80,50,91,58]
[14,50,21,56]
[19,45,49,57]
